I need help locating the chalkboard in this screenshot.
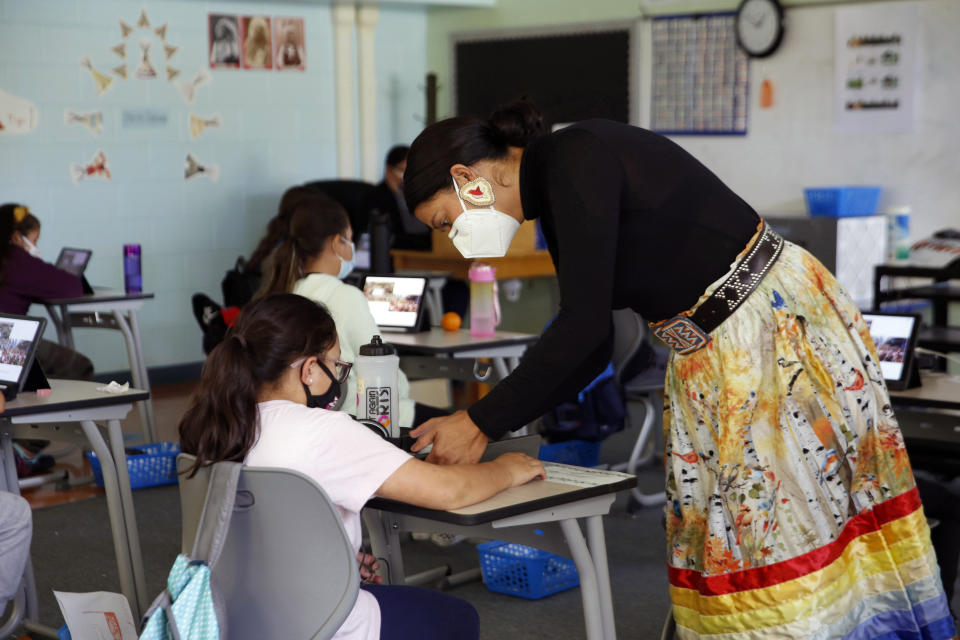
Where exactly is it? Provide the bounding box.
[453,24,634,126]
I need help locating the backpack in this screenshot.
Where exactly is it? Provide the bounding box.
[220,257,260,309]
[139,462,241,640]
[540,363,627,443]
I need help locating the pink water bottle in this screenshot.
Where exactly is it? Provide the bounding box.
[468,262,500,337]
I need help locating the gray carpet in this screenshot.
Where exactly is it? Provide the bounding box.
[23,468,671,639]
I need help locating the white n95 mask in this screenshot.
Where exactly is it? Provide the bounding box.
[449,176,520,259]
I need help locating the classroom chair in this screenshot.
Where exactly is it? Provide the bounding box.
[610,309,668,507]
[176,454,359,640]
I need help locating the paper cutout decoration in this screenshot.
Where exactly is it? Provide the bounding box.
[135,39,156,79]
[137,9,150,29]
[189,113,221,139]
[185,154,219,181]
[70,150,110,184]
[111,43,126,58]
[80,57,113,96]
[166,67,180,82]
[113,65,127,79]
[64,109,104,135]
[0,89,39,135]
[119,20,134,38]
[164,44,178,60]
[179,70,211,105]
[155,24,168,40]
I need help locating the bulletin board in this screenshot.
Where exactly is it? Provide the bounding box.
[452,22,637,126]
[649,13,749,135]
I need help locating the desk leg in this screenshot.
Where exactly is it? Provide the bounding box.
[111,311,156,443]
[586,515,616,640]
[126,310,156,443]
[105,419,148,615]
[559,519,605,640]
[78,420,139,619]
[363,510,407,586]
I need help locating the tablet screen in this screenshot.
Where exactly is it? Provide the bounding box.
[363,276,426,329]
[0,317,42,384]
[862,312,917,382]
[56,248,92,276]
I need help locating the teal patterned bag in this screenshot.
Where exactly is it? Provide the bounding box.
[139,463,241,640]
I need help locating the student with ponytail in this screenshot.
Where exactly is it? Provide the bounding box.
[258,190,446,428]
[178,294,544,640]
[401,99,955,639]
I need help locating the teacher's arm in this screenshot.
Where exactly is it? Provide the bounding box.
[414,130,624,464]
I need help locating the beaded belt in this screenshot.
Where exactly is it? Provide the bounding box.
[651,223,784,355]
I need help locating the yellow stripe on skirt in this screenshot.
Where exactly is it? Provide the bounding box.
[662,236,956,639]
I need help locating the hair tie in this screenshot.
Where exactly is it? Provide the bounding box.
[12,206,29,223]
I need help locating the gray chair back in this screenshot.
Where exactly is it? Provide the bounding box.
[611,309,647,385]
[177,454,359,640]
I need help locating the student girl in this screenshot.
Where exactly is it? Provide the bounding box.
[0,203,93,379]
[400,101,956,639]
[258,190,447,428]
[178,293,544,640]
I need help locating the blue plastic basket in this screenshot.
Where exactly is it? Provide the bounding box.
[804,186,882,217]
[477,541,579,599]
[539,440,601,467]
[86,441,181,490]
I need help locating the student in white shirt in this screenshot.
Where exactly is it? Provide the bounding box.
[178,294,544,640]
[259,190,447,428]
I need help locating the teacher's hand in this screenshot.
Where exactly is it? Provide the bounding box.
[410,410,488,465]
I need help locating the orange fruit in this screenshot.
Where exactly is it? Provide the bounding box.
[441,312,462,332]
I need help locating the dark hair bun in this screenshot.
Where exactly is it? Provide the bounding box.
[488,96,546,147]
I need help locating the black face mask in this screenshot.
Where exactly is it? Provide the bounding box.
[303,361,341,409]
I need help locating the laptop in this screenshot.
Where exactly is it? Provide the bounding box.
[0,313,47,400]
[362,274,427,333]
[54,247,94,295]
[861,311,921,391]
[55,247,92,276]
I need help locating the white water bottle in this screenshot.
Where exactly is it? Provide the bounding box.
[356,335,400,438]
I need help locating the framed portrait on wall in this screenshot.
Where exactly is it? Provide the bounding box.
[274,17,306,71]
[208,14,241,69]
[241,15,273,70]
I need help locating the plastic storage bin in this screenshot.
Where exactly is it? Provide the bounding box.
[86,441,181,490]
[538,440,601,467]
[477,541,579,599]
[804,186,882,218]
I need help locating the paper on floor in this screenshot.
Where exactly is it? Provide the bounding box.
[54,590,137,640]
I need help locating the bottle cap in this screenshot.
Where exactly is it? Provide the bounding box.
[468,262,496,282]
[359,334,397,356]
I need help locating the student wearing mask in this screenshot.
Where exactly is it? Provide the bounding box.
[258,191,447,428]
[179,294,544,640]
[400,100,955,639]
[370,145,431,252]
[0,204,93,380]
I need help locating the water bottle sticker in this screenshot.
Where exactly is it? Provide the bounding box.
[366,387,391,427]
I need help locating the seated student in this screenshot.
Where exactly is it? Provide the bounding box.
[13,209,41,258]
[0,395,33,608]
[258,191,447,428]
[179,294,544,640]
[0,204,93,380]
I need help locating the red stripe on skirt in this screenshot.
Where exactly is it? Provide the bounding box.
[669,487,922,596]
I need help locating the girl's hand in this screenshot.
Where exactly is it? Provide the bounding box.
[495,452,546,487]
[357,550,382,584]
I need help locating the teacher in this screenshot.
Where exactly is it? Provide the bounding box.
[402,100,953,639]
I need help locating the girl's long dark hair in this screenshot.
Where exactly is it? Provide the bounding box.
[248,185,318,271]
[257,191,350,298]
[403,97,546,215]
[0,204,24,283]
[178,293,338,477]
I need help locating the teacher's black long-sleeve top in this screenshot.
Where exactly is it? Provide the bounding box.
[467,120,761,439]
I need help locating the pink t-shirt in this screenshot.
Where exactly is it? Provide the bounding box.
[247,400,412,640]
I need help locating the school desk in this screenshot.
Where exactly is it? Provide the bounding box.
[387,328,538,383]
[0,379,151,634]
[42,290,156,442]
